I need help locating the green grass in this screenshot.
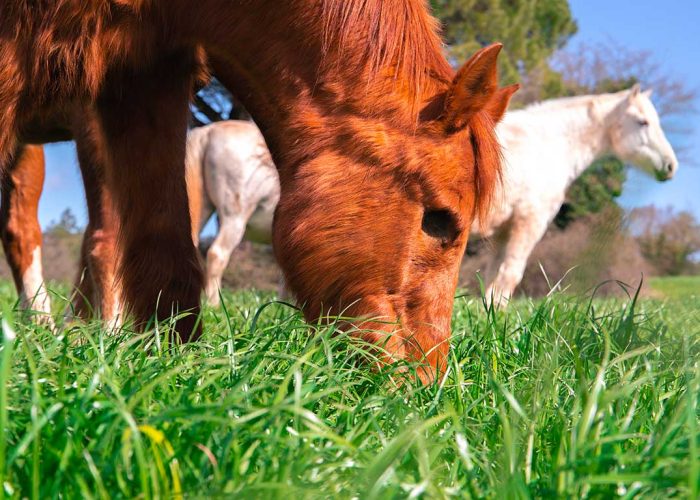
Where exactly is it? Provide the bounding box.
[649,275,700,301]
[1,280,699,498]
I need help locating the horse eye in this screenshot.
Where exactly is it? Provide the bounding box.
[422,209,459,242]
[638,119,649,127]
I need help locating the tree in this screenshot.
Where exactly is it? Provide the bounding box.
[555,156,626,228]
[47,208,80,236]
[190,3,696,229]
[550,75,635,228]
[191,78,250,127]
[629,206,700,276]
[431,0,577,93]
[553,42,698,121]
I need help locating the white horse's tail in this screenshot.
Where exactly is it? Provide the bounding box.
[185,126,210,246]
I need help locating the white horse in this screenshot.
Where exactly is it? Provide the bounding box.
[474,85,678,303]
[186,120,279,306]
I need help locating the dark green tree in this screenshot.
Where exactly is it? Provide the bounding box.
[192,3,693,231]
[194,1,579,123]
[431,0,577,92]
[429,3,694,227]
[428,1,632,228]
[555,157,626,228]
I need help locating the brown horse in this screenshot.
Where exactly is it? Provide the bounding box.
[0,1,516,382]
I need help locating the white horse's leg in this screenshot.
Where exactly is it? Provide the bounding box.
[204,215,248,307]
[277,275,292,300]
[486,216,549,306]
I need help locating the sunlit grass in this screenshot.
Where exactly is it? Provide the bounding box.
[1,283,698,497]
[650,275,700,301]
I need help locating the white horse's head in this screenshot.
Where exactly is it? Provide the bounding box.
[608,84,678,181]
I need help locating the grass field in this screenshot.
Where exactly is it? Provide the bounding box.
[1,279,699,498]
[649,275,700,301]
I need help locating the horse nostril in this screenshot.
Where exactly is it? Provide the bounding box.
[665,162,674,173]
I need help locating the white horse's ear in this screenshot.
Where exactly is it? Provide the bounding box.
[643,88,654,99]
[587,99,602,120]
[629,83,642,100]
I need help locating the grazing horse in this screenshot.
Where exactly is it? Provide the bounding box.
[475,85,678,304]
[186,121,279,307]
[0,1,517,382]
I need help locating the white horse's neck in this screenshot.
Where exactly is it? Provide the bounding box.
[520,92,625,186]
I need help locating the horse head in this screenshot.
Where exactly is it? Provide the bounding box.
[274,44,517,383]
[608,84,678,181]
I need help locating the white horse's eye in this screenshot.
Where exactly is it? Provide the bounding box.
[638,119,649,127]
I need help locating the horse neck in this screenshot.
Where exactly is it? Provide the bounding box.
[528,95,623,185]
[185,1,450,174]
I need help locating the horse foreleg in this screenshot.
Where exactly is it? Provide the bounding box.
[95,52,203,340]
[72,118,121,324]
[0,145,52,322]
[486,215,549,306]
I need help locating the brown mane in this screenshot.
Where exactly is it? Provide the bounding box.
[320,0,453,101]
[320,0,501,222]
[470,113,503,225]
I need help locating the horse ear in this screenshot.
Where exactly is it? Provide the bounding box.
[484,83,519,124]
[629,83,642,100]
[442,43,503,132]
[643,88,654,99]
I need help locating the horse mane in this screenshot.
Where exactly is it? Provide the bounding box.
[522,90,631,114]
[320,0,452,95]
[470,113,502,224]
[320,2,503,227]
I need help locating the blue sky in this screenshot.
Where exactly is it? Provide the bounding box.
[38,1,700,229]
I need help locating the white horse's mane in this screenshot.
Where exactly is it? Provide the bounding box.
[520,90,628,114]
